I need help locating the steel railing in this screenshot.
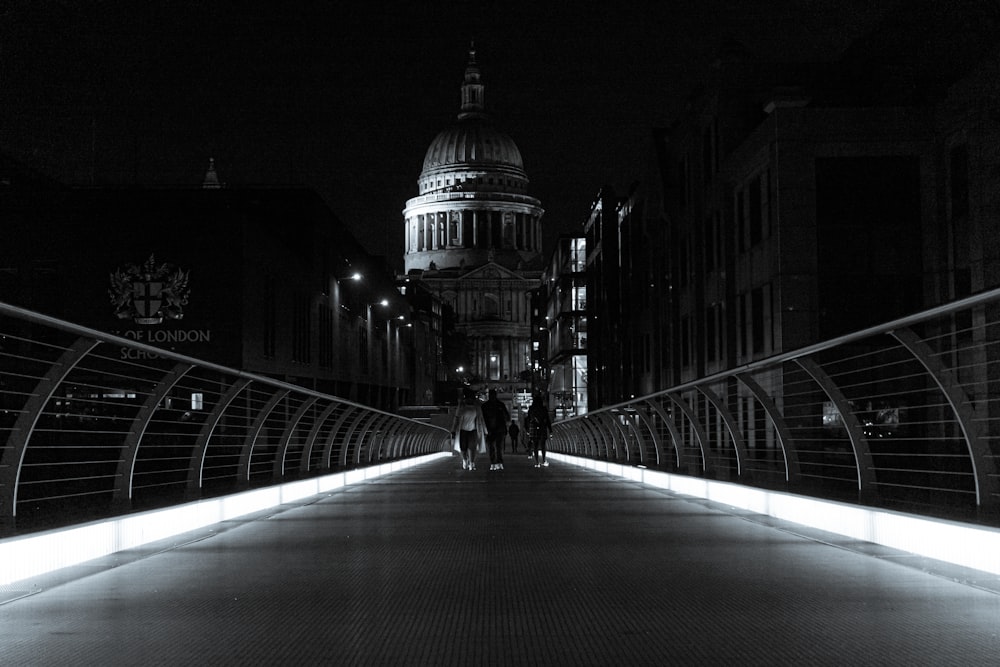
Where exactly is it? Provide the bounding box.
[0,303,450,536]
[552,287,1000,526]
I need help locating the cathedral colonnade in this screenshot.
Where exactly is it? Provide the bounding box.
[405,206,543,254]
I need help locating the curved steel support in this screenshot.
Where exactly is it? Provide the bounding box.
[646,398,683,469]
[569,419,593,457]
[300,402,340,474]
[114,362,194,505]
[608,410,637,463]
[632,401,662,466]
[273,396,319,478]
[588,412,617,460]
[365,413,392,463]
[695,385,746,478]
[341,411,379,467]
[0,337,101,521]
[186,378,253,496]
[736,373,800,482]
[380,421,403,460]
[666,393,712,474]
[794,357,876,496]
[324,405,362,469]
[237,389,290,483]
[574,417,598,457]
[396,424,418,457]
[890,327,998,510]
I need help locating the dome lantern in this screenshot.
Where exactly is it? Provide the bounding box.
[459,44,486,121]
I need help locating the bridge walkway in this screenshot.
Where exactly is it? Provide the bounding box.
[3,453,999,665]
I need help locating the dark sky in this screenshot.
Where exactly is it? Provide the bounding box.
[1,1,896,265]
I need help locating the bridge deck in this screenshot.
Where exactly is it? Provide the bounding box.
[3,453,999,665]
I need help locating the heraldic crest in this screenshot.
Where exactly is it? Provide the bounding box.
[109,254,191,324]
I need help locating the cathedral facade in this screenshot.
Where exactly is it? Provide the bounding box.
[403,48,544,386]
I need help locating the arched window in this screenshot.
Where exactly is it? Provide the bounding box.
[484,294,500,319]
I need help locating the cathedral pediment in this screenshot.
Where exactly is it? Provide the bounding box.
[459,262,527,282]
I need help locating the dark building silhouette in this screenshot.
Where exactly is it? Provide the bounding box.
[0,175,419,410]
[582,2,1000,414]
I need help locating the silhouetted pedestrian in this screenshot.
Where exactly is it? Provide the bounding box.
[452,387,485,471]
[508,419,520,453]
[526,396,551,467]
[481,388,510,471]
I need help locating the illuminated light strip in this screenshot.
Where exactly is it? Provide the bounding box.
[0,452,451,586]
[549,453,1000,576]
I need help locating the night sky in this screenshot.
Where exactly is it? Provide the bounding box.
[1,1,898,265]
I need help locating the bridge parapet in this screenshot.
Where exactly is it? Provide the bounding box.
[0,303,449,536]
[552,288,1000,525]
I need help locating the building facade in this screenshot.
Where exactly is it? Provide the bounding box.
[0,175,421,411]
[655,13,1000,394]
[573,5,1000,453]
[402,48,545,389]
[541,233,588,420]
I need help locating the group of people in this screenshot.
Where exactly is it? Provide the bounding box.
[453,387,551,472]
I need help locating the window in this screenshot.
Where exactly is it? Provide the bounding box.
[503,215,514,247]
[749,174,763,245]
[751,287,764,355]
[484,295,499,319]
[706,303,720,363]
[680,316,691,368]
[735,187,746,253]
[678,233,690,288]
[737,293,747,358]
[677,157,688,208]
[319,305,334,368]
[702,125,713,186]
[263,274,277,359]
[950,145,969,220]
[359,326,369,374]
[705,214,718,272]
[292,292,311,363]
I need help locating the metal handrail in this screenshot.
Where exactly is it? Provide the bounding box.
[552,286,1000,525]
[0,302,449,535]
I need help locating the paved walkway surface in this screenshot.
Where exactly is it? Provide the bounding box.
[3,452,1000,666]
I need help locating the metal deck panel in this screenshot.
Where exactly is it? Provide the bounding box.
[3,455,999,665]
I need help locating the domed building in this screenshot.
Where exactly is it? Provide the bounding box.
[403,47,544,387]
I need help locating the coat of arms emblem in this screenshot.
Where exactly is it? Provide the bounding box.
[109,255,190,324]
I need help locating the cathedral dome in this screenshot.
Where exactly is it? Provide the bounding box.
[403,46,544,279]
[417,46,527,186]
[422,121,524,173]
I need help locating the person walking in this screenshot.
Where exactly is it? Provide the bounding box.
[526,396,552,468]
[480,388,510,471]
[507,419,520,453]
[452,387,485,471]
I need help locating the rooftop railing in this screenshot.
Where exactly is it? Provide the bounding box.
[552,287,1000,526]
[0,303,449,536]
